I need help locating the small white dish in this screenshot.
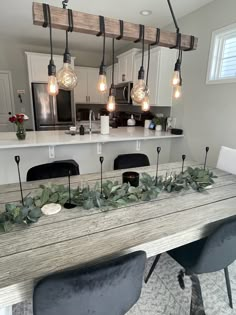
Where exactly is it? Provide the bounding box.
[41,203,62,216]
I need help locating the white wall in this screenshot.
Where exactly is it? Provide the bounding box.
[169,0,236,167]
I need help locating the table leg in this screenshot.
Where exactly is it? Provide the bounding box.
[0,306,12,315]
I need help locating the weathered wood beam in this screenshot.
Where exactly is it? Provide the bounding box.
[32,2,198,51]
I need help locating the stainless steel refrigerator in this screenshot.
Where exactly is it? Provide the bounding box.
[32,83,75,131]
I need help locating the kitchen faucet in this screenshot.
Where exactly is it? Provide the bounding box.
[89,110,96,134]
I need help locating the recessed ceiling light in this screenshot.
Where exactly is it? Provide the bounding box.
[140,10,152,16]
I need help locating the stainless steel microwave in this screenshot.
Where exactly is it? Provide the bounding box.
[114,82,133,105]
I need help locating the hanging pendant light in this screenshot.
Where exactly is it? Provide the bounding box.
[167,0,183,99]
[142,44,151,112]
[131,25,149,104]
[44,4,59,96]
[57,6,78,91]
[97,16,107,93]
[107,38,116,112]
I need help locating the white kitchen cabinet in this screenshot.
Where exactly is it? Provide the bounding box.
[104,63,118,101]
[132,47,176,107]
[25,52,75,83]
[117,49,140,83]
[74,67,105,104]
[74,67,87,103]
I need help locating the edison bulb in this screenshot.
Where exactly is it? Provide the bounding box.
[172,70,180,86]
[131,79,149,104]
[107,95,115,112]
[56,63,78,91]
[97,74,107,93]
[142,95,150,112]
[47,75,59,96]
[173,85,182,99]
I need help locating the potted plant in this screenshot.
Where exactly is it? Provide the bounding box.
[152,117,162,131]
[9,113,29,140]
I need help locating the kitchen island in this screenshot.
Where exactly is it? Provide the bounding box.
[0,127,184,184]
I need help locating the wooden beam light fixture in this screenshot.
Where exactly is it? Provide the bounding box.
[32,2,198,51]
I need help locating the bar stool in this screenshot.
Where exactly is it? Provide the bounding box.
[145,218,236,313]
[114,153,150,170]
[33,251,146,315]
[27,160,80,181]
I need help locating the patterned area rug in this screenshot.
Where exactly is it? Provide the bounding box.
[13,254,236,315]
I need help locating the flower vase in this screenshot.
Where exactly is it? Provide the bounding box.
[16,124,26,140]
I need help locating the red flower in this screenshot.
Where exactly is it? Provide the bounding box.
[9,116,16,123]
[18,118,24,124]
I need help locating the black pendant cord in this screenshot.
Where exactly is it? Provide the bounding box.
[102,31,106,66]
[204,147,210,170]
[48,5,53,63]
[141,25,145,69]
[146,44,151,87]
[97,16,106,71]
[14,156,24,205]
[167,0,179,33]
[112,38,115,87]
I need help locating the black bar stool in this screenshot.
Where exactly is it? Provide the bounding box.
[114,153,150,170]
[145,218,236,313]
[33,251,146,315]
[27,160,80,181]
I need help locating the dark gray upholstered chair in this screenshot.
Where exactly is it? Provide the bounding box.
[27,160,79,181]
[33,251,146,315]
[145,219,236,311]
[114,153,150,170]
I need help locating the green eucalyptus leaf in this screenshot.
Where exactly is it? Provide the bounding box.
[40,188,50,206]
[29,207,42,219]
[49,192,59,203]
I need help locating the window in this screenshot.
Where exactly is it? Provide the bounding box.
[207,23,236,84]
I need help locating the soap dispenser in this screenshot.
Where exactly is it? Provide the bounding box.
[127,115,136,127]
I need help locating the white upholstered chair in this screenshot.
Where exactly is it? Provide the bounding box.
[217,146,236,175]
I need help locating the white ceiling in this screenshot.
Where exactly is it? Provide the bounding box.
[0,0,215,52]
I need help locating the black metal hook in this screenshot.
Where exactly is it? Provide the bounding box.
[62,0,69,9]
[151,28,160,46]
[134,24,144,43]
[67,9,73,32]
[170,32,182,49]
[42,3,49,28]
[116,20,124,40]
[96,16,105,37]
[183,35,195,51]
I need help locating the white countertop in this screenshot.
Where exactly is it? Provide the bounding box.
[0,127,183,149]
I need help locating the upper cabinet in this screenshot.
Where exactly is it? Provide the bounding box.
[132,47,176,107]
[25,52,75,83]
[117,49,140,83]
[74,66,105,104]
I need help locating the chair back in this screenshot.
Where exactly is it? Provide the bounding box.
[27,160,80,181]
[217,146,236,175]
[192,218,236,274]
[33,251,146,315]
[114,153,150,170]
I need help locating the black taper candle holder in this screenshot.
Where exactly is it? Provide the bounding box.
[14,156,24,205]
[155,147,161,186]
[204,146,210,170]
[182,154,186,173]
[100,156,104,197]
[64,170,77,209]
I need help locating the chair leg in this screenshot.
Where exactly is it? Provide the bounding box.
[144,254,161,284]
[224,267,233,309]
[190,274,206,315]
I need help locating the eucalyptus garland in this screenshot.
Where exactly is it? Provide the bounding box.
[0,168,216,233]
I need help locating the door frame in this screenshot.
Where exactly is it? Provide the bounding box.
[0,70,15,116]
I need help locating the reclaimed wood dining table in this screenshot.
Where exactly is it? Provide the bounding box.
[0,160,236,309]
